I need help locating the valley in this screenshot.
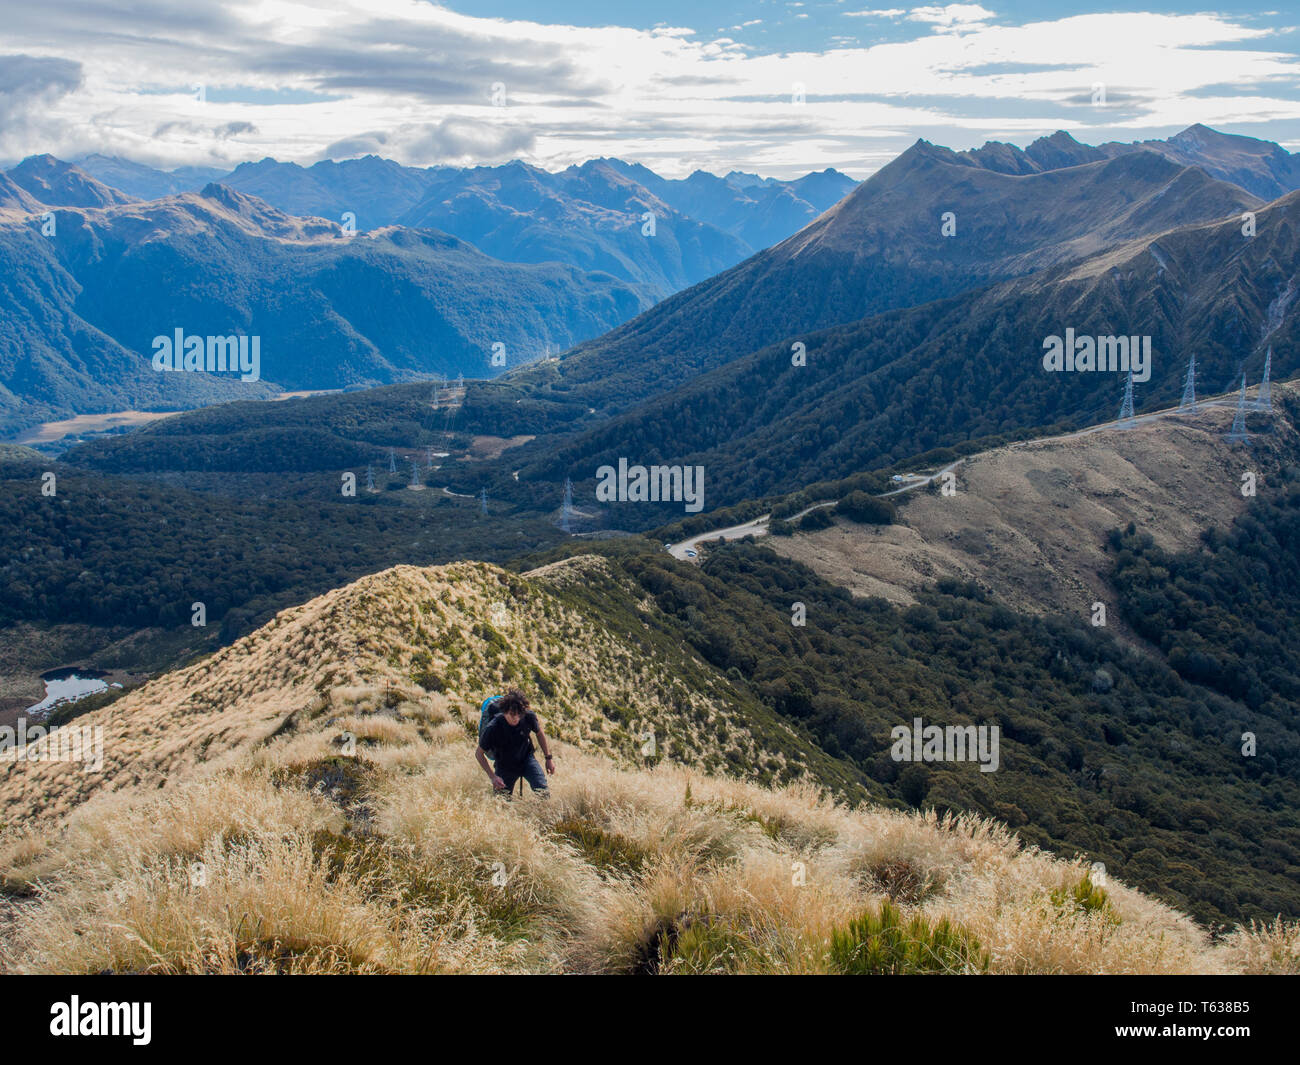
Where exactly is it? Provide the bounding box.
[4,118,1300,978]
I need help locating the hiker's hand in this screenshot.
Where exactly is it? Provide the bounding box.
[544,755,556,776]
[492,775,506,791]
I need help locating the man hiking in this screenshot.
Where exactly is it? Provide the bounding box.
[475,689,555,798]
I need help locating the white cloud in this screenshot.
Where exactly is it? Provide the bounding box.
[0,3,1296,180]
[908,5,996,31]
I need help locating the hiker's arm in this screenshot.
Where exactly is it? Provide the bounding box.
[535,722,556,775]
[475,745,505,790]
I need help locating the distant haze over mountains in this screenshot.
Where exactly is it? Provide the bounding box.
[2,124,1297,438]
[74,152,856,302]
[533,139,1263,415]
[0,174,643,433]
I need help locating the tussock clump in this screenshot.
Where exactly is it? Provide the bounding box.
[829,899,988,974]
[2,730,1287,974]
[1218,918,1300,975]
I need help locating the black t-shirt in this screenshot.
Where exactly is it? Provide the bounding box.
[481,711,540,771]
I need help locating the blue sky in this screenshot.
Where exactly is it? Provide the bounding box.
[2,2,1298,178]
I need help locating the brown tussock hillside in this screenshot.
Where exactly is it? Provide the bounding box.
[0,557,817,824]
[3,689,1295,974]
[771,385,1296,636]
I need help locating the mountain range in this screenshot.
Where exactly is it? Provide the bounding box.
[75,152,856,300]
[5,124,1295,442]
[5,121,1300,961]
[508,177,1293,510]
[960,124,1300,201]
[512,143,1263,417]
[0,178,650,433]
[0,153,855,434]
[42,125,1296,519]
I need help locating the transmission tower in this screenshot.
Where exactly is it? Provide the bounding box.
[560,477,573,532]
[365,464,375,492]
[480,487,488,516]
[1178,354,1197,412]
[387,448,397,474]
[409,458,421,488]
[1227,373,1250,443]
[1118,369,1135,428]
[1256,346,1273,412]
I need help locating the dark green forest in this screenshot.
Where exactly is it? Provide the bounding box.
[0,457,563,643]
[522,518,1300,927]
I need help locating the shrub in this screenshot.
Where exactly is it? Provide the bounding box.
[413,670,446,692]
[660,918,762,974]
[1050,873,1120,924]
[828,900,988,974]
[798,509,833,532]
[836,491,896,525]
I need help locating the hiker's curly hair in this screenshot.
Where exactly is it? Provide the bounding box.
[498,689,530,715]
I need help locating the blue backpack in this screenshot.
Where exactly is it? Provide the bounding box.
[478,695,504,756]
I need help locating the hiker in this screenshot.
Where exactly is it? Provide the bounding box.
[475,689,555,798]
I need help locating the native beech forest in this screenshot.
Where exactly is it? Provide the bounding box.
[572,526,1300,929]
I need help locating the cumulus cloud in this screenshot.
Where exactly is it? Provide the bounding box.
[0,54,83,159]
[323,117,535,165]
[0,3,1296,178]
[0,54,81,122]
[908,5,996,32]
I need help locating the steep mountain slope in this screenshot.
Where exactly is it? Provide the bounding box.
[397,160,749,300]
[514,185,1295,511]
[516,145,1260,413]
[598,158,857,251]
[219,155,445,229]
[5,155,134,208]
[0,174,43,216]
[770,385,1297,630]
[0,184,643,434]
[75,154,227,200]
[0,555,855,822]
[959,125,1300,202]
[2,553,1293,974]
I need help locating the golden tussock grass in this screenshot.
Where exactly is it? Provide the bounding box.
[2,557,1297,975]
[4,723,1296,974]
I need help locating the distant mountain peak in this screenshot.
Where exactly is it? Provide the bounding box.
[1038,130,1084,147]
[6,154,135,208]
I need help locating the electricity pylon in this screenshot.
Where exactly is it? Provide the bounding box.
[560,478,573,532]
[1227,373,1250,444]
[1178,354,1196,412]
[1118,369,1135,427]
[1256,347,1272,412]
